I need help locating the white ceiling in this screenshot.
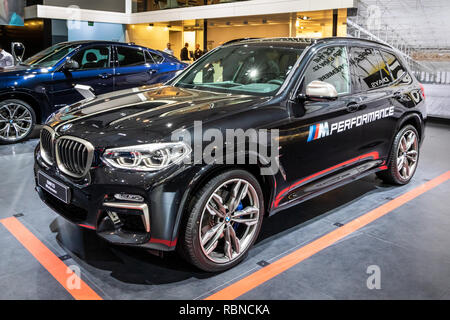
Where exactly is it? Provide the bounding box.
[356,0,450,49]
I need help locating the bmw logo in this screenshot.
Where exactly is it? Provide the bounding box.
[61,124,72,131]
[225,216,231,222]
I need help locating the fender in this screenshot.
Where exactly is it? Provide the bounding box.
[383,111,425,168]
[169,150,279,246]
[0,88,52,123]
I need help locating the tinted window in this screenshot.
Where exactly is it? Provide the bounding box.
[117,46,145,67]
[148,51,164,63]
[349,47,391,91]
[303,46,350,94]
[380,50,406,81]
[72,46,110,70]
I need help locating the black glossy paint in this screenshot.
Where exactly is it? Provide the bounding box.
[33,38,426,252]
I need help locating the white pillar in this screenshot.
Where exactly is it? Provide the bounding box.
[125,0,132,14]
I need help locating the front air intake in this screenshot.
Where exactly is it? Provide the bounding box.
[55,136,94,178]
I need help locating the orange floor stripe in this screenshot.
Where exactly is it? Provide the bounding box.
[0,217,102,300]
[206,171,450,300]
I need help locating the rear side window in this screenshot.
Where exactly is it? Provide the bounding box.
[380,50,406,82]
[148,51,164,63]
[116,46,145,67]
[302,46,351,95]
[349,47,391,91]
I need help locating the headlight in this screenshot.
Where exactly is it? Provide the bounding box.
[102,142,191,171]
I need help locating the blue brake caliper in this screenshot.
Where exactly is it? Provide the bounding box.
[234,202,243,231]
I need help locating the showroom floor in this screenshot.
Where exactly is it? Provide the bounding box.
[0,121,449,300]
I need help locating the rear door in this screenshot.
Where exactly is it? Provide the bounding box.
[113,45,152,90]
[348,46,399,160]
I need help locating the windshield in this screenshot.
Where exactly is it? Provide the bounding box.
[174,45,303,96]
[23,43,79,68]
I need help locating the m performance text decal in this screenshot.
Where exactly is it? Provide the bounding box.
[307,106,394,142]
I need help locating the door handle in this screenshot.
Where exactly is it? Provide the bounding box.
[346,102,360,112]
[393,91,402,98]
[147,69,157,75]
[99,73,112,79]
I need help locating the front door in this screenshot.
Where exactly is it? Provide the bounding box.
[275,45,370,208]
[50,45,114,108]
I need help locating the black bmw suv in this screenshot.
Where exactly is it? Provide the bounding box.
[34,38,426,272]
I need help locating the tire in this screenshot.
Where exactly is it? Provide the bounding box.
[376,124,420,185]
[0,99,36,144]
[179,169,264,272]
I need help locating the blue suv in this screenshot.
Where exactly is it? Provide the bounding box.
[0,41,188,143]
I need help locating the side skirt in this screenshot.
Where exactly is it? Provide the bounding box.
[269,161,385,216]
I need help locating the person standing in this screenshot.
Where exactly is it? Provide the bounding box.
[193,44,203,61]
[180,43,190,61]
[0,45,14,68]
[163,43,174,56]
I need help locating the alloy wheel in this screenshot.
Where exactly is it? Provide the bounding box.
[199,178,260,264]
[0,103,33,142]
[396,129,419,180]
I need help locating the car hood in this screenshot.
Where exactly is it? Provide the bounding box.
[47,85,270,148]
[0,64,52,81]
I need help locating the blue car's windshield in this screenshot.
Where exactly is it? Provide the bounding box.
[23,44,79,68]
[173,45,303,96]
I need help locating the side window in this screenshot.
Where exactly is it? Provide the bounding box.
[380,50,406,82]
[71,46,110,70]
[302,46,350,95]
[349,47,391,91]
[148,51,164,63]
[116,46,145,67]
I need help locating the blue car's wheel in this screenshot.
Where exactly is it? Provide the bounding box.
[0,99,36,144]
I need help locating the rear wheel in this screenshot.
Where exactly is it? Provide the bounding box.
[377,124,419,185]
[180,169,264,272]
[0,99,36,144]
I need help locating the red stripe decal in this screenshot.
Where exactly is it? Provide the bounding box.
[273,151,379,207]
[149,238,177,247]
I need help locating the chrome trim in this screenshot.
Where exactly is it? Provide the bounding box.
[103,202,150,233]
[55,135,95,178]
[40,125,56,165]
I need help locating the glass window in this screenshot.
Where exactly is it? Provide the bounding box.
[116,46,145,67]
[23,44,79,68]
[71,46,111,70]
[380,50,406,82]
[349,47,391,91]
[174,45,303,96]
[302,46,350,94]
[147,51,164,63]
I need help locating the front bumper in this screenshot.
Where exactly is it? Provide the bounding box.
[33,145,193,252]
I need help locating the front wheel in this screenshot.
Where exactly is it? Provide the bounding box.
[180,169,264,272]
[0,99,36,144]
[377,124,420,185]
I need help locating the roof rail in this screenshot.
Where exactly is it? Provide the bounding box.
[221,38,260,46]
[316,37,393,48]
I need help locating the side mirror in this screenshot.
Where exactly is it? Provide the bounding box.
[63,59,79,71]
[11,42,25,64]
[305,80,338,100]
